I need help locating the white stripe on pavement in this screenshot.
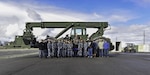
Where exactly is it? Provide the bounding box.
[0,52,38,59]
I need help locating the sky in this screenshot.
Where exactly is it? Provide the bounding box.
[0,0,150,45]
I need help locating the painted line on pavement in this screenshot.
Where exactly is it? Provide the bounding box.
[0,52,38,59]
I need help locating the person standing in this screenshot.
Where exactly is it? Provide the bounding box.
[53,40,58,57]
[57,39,63,57]
[67,41,73,57]
[38,39,48,58]
[73,40,78,57]
[51,40,54,57]
[43,40,48,58]
[38,39,44,58]
[90,41,97,57]
[103,40,110,57]
[98,39,104,57]
[95,40,99,57]
[83,40,88,57]
[62,40,67,57]
[47,39,54,57]
[87,45,93,58]
[78,40,83,57]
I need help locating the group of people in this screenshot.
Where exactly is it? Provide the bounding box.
[38,38,110,59]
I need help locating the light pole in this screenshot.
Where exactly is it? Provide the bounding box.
[143,30,145,45]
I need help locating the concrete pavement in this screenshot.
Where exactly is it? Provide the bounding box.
[0,49,38,59]
[0,52,150,75]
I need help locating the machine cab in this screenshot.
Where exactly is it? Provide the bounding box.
[70,27,88,40]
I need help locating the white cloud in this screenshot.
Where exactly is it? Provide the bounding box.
[40,12,84,21]
[93,13,103,18]
[0,1,149,46]
[26,8,42,21]
[87,11,137,23]
[127,0,150,7]
[104,24,150,44]
[108,14,132,22]
[6,24,19,36]
[0,2,36,41]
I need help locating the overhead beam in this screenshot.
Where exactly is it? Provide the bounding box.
[26,22,108,30]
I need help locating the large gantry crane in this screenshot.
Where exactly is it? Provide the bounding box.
[6,22,113,50]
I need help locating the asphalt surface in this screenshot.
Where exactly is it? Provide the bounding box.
[0,49,38,59]
[0,51,150,75]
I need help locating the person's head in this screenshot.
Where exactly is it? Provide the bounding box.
[99,39,103,42]
[39,39,42,43]
[41,39,44,43]
[68,40,70,43]
[44,39,47,42]
[66,34,69,37]
[104,40,107,43]
[47,39,51,42]
[89,45,92,48]
[55,40,57,42]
